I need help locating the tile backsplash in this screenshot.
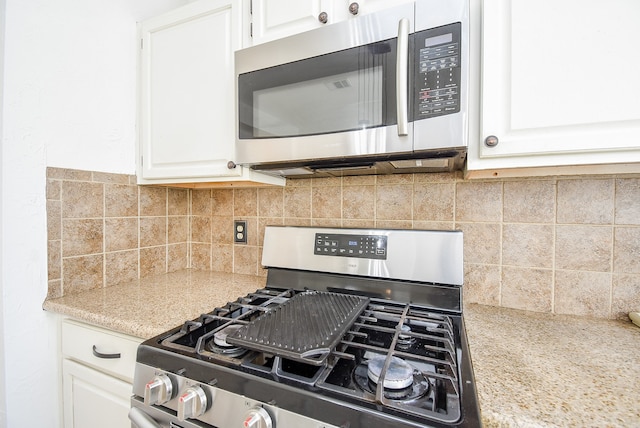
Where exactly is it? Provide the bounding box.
[46,167,640,320]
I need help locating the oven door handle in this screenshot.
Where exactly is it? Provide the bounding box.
[129,407,163,428]
[396,17,410,136]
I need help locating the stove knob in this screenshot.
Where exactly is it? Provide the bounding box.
[177,386,208,421]
[144,374,174,406]
[243,407,273,428]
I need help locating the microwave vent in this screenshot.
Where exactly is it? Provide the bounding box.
[390,158,450,169]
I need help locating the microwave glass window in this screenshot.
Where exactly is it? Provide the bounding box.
[253,67,383,137]
[239,39,398,139]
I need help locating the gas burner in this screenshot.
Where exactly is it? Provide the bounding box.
[354,356,429,401]
[396,324,416,350]
[206,325,247,357]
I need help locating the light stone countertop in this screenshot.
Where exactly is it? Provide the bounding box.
[43,269,640,427]
[43,270,266,339]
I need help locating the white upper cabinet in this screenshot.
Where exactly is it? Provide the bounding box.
[250,0,413,45]
[138,0,284,186]
[467,0,640,177]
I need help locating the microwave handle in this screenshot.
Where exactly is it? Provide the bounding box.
[396,18,410,136]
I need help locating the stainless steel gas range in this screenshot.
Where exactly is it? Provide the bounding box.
[129,226,481,428]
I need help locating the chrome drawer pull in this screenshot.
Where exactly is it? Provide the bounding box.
[92,345,121,359]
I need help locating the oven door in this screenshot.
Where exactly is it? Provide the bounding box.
[129,398,204,428]
[235,3,415,167]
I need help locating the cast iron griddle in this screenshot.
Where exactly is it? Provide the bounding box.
[226,291,369,365]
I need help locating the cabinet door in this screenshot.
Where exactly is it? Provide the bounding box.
[470,0,640,173]
[251,0,339,45]
[63,359,132,428]
[139,0,243,180]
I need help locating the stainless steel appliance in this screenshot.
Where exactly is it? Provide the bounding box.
[129,226,481,428]
[235,0,471,178]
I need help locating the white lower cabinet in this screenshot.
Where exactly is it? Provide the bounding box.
[61,319,141,428]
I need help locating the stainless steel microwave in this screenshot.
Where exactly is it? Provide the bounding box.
[235,0,470,178]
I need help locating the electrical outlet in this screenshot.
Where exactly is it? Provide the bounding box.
[234,220,247,244]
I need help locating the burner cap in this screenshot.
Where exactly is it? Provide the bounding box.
[367,356,414,389]
[213,325,243,347]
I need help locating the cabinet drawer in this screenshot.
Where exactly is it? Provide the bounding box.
[62,320,141,382]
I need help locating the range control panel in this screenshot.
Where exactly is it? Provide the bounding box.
[314,233,387,260]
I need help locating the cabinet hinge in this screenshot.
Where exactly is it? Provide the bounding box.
[250,22,253,38]
[140,38,143,49]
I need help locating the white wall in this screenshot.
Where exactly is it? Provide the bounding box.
[0,0,186,426]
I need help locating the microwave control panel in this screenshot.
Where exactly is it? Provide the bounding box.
[413,22,462,119]
[314,233,387,260]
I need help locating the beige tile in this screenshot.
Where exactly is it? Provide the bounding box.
[258,187,284,217]
[190,216,211,244]
[211,216,233,244]
[414,172,457,183]
[413,221,455,230]
[376,184,412,221]
[62,181,103,218]
[191,243,212,270]
[192,189,212,216]
[455,181,502,222]
[286,178,311,187]
[374,219,412,229]
[311,218,342,227]
[312,176,342,187]
[284,217,312,227]
[413,182,455,222]
[168,188,189,216]
[555,225,612,272]
[167,243,188,272]
[284,187,311,218]
[503,180,555,223]
[105,250,139,287]
[139,186,167,217]
[463,263,501,306]
[343,175,376,186]
[258,217,284,245]
[211,189,233,216]
[62,219,103,257]
[554,270,611,318]
[105,218,138,252]
[342,219,375,229]
[48,240,61,280]
[63,255,103,294]
[312,186,341,219]
[234,188,258,217]
[234,246,258,275]
[92,171,131,184]
[168,216,189,244]
[140,246,166,277]
[557,178,614,224]
[342,186,375,220]
[612,274,640,319]
[211,244,233,273]
[456,223,501,265]
[105,184,138,217]
[501,266,552,312]
[615,179,640,225]
[48,167,92,181]
[47,178,61,200]
[377,174,413,185]
[502,224,553,268]
[47,200,61,241]
[48,280,62,299]
[614,227,640,274]
[140,217,167,248]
